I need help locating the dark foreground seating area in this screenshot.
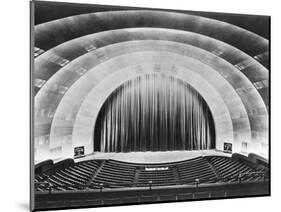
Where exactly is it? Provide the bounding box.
[35,155,268,192]
[35,180,269,210]
[35,160,100,191]
[90,160,136,189]
[34,154,269,210]
[206,156,267,182]
[177,157,218,184]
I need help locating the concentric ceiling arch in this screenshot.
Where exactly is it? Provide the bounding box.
[33,10,269,162]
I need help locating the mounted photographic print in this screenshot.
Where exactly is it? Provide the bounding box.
[30,0,270,211]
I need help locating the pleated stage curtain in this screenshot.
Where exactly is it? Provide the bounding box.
[94,73,215,152]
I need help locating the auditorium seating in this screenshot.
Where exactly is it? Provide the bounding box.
[35,156,268,192]
[35,160,100,191]
[206,156,266,182]
[90,160,136,188]
[177,157,218,184]
[136,166,177,187]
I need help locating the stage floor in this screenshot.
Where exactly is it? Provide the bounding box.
[75,149,230,164]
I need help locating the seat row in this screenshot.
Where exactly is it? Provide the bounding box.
[35,156,268,191]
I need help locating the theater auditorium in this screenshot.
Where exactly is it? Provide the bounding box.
[31,2,270,210]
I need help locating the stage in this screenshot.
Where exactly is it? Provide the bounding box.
[75,149,230,164]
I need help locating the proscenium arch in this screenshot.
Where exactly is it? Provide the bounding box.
[48,51,255,160]
[71,64,234,156]
[93,73,217,152]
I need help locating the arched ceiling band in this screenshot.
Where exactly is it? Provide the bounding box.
[47,50,251,146]
[34,10,268,58]
[35,40,267,139]
[33,41,266,161]
[34,28,268,99]
[34,29,269,117]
